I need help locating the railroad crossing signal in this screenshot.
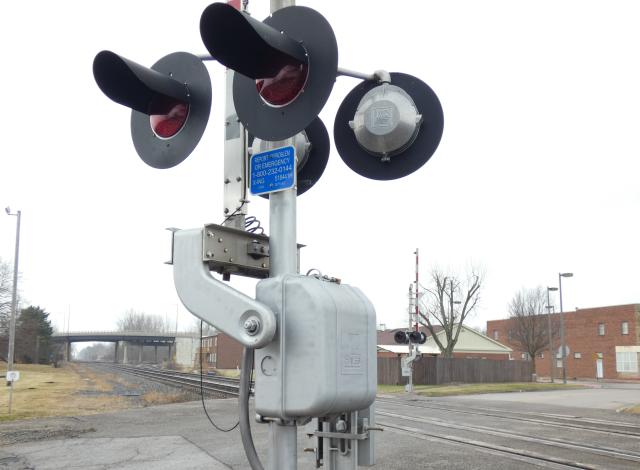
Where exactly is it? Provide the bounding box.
[334,73,444,180]
[93,1,447,468]
[93,51,211,169]
[93,5,444,185]
[200,3,338,141]
[395,330,427,344]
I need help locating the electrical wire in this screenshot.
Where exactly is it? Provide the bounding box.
[206,180,266,453]
[306,268,341,284]
[239,347,264,470]
[199,320,239,432]
[244,216,264,234]
[213,193,265,466]
[306,268,323,277]
[221,201,247,226]
[219,203,266,236]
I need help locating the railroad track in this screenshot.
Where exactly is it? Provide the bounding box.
[91,365,640,468]
[378,411,640,469]
[380,419,610,470]
[376,397,640,439]
[377,398,640,469]
[92,363,243,397]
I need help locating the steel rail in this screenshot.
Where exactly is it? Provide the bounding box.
[378,410,640,466]
[93,363,243,396]
[385,398,640,431]
[376,398,640,438]
[379,420,604,470]
[114,369,238,395]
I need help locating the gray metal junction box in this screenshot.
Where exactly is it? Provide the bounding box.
[255,274,377,419]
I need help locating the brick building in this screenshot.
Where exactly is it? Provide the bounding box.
[197,332,243,371]
[486,304,640,380]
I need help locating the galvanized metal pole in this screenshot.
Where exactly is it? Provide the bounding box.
[264,179,298,470]
[408,248,420,393]
[407,285,413,393]
[414,248,419,331]
[271,0,295,11]
[559,274,566,384]
[6,209,21,384]
[336,67,376,81]
[222,65,247,230]
[267,3,298,469]
[546,288,555,383]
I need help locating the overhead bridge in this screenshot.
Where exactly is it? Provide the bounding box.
[51,331,199,366]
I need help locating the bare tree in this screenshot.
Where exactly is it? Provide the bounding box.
[77,343,115,361]
[0,258,14,335]
[0,257,23,361]
[508,287,555,374]
[417,267,483,358]
[116,309,167,333]
[189,317,216,337]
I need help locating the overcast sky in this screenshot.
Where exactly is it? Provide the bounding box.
[1,0,638,336]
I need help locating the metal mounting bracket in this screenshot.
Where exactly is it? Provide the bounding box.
[171,228,276,348]
[312,430,369,441]
[200,223,304,280]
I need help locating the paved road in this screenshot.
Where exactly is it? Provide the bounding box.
[1,389,639,469]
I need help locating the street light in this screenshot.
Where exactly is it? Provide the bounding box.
[558,272,573,384]
[546,286,558,383]
[5,207,21,386]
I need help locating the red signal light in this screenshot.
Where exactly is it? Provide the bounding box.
[149,97,190,139]
[256,62,309,107]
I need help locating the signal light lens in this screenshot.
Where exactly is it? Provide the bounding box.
[256,62,309,107]
[149,97,190,139]
[394,331,409,344]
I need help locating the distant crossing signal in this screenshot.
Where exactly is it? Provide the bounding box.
[395,330,427,344]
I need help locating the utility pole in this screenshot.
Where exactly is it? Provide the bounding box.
[412,249,420,392]
[407,285,414,393]
[546,286,558,383]
[5,207,21,387]
[414,248,419,332]
[404,248,422,393]
[558,272,573,384]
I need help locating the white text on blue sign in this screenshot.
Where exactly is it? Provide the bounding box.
[249,146,296,196]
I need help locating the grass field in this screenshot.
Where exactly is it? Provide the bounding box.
[2,365,634,421]
[623,404,640,414]
[378,382,586,396]
[0,363,129,422]
[213,368,241,378]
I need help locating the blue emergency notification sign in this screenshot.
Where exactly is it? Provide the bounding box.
[249,146,296,195]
